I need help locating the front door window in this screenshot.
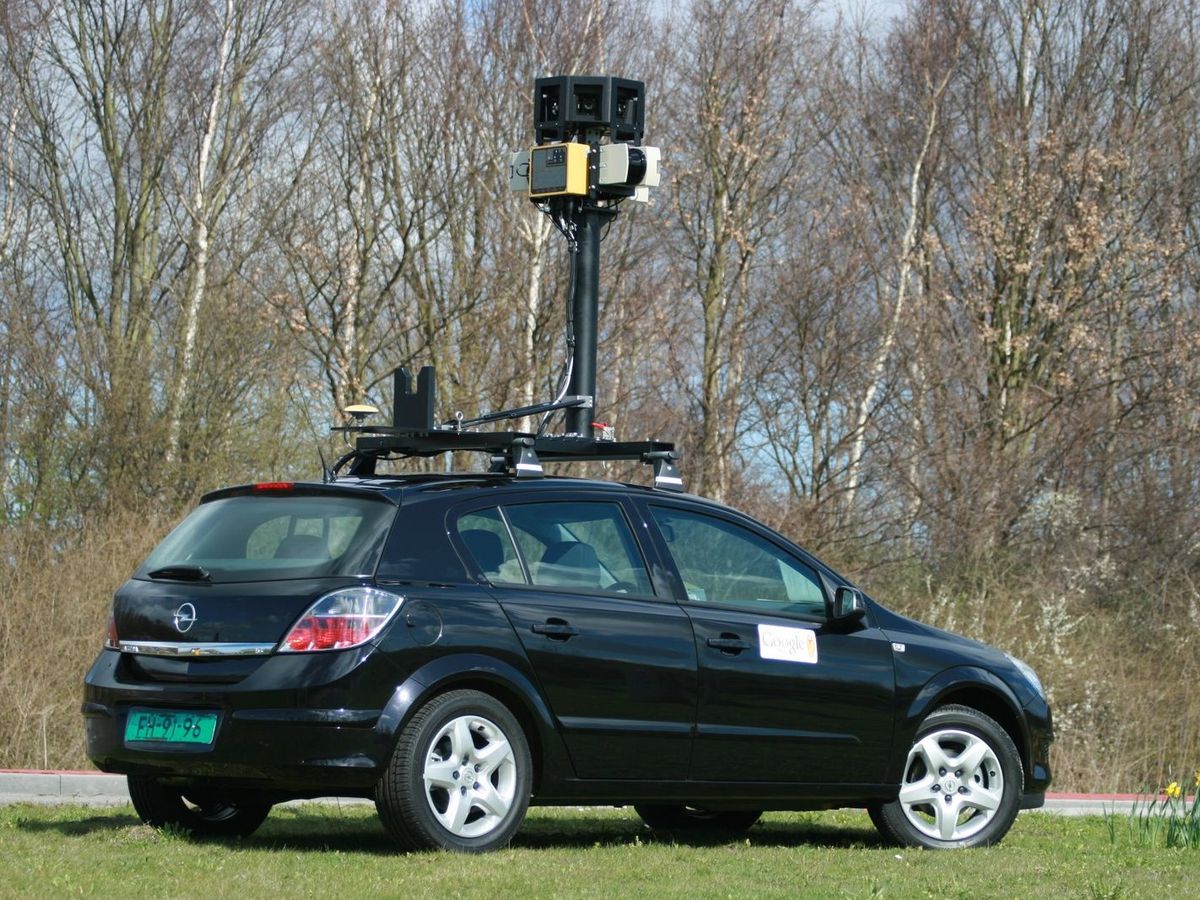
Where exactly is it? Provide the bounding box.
[650,506,826,618]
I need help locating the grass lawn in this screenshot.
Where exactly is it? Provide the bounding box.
[0,804,1195,898]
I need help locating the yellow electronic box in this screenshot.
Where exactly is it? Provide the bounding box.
[528,143,590,198]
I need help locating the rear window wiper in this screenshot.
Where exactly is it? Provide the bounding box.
[147,564,212,582]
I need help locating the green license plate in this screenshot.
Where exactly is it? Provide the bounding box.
[124,708,218,745]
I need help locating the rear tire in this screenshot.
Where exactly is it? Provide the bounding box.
[634,804,762,833]
[127,777,271,838]
[866,801,888,835]
[871,704,1022,849]
[376,689,532,852]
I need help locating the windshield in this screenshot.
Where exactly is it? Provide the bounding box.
[137,493,396,583]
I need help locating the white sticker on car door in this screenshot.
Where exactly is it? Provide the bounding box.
[757,623,818,664]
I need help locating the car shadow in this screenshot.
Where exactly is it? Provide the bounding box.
[10,810,401,853]
[515,815,885,850]
[14,809,884,853]
[243,815,883,853]
[13,812,143,836]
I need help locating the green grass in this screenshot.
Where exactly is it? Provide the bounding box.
[0,805,1196,899]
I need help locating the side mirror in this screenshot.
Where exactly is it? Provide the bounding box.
[831,586,867,626]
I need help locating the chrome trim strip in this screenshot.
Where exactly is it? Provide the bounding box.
[117,640,275,658]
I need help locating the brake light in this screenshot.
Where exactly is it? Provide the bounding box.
[253,482,294,492]
[280,587,404,653]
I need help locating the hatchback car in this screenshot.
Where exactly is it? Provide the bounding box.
[83,474,1051,851]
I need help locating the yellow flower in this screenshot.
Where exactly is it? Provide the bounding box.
[1194,769,1200,789]
[1165,781,1182,800]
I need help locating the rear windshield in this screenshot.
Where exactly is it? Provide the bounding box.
[137,493,396,583]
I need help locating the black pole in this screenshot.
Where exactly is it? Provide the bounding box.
[566,204,602,435]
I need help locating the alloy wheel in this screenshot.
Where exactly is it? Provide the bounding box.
[422,714,518,840]
[898,727,1005,841]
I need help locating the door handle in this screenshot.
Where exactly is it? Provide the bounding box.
[706,634,753,654]
[531,618,579,641]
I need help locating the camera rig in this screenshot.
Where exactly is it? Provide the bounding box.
[331,75,678,490]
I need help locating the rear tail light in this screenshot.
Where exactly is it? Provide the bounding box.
[105,599,118,649]
[279,587,404,653]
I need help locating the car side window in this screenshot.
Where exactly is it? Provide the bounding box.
[501,501,653,595]
[456,508,526,584]
[651,506,826,618]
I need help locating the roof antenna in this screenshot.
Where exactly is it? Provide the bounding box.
[289,379,349,485]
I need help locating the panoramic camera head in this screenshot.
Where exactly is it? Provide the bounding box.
[534,75,645,144]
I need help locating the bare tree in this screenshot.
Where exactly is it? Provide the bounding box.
[660,0,819,502]
[841,14,963,514]
[164,0,306,464]
[4,0,183,506]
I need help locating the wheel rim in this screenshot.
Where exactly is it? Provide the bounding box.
[898,727,1005,842]
[422,713,517,840]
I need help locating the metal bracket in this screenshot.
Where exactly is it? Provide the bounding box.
[647,451,684,492]
[511,439,544,478]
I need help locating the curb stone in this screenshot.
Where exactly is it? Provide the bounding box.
[0,771,131,806]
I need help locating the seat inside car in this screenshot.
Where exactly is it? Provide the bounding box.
[273,533,330,559]
[538,540,602,588]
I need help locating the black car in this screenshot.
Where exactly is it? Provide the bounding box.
[83,475,1052,851]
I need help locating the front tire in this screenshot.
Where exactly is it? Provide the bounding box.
[634,804,762,833]
[127,777,271,838]
[872,704,1022,849]
[376,689,532,852]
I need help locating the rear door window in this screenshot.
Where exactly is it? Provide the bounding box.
[459,501,654,596]
[456,508,526,584]
[505,502,653,595]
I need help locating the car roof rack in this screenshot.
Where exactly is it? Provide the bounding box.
[330,366,683,492]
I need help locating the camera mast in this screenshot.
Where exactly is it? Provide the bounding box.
[331,76,677,489]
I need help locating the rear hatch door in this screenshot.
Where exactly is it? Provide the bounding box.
[110,485,397,680]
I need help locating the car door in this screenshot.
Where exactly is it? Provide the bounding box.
[642,501,896,785]
[452,495,697,781]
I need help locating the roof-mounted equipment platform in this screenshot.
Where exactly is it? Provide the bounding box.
[331,366,683,492]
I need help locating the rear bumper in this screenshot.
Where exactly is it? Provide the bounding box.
[82,647,402,797]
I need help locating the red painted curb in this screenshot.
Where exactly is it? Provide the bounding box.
[1046,791,1197,802]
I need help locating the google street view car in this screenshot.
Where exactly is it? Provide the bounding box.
[82,371,1051,852]
[83,74,1050,852]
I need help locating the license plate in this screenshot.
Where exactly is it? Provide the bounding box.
[124,708,218,745]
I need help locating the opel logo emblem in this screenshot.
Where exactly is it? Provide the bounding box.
[173,603,197,634]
